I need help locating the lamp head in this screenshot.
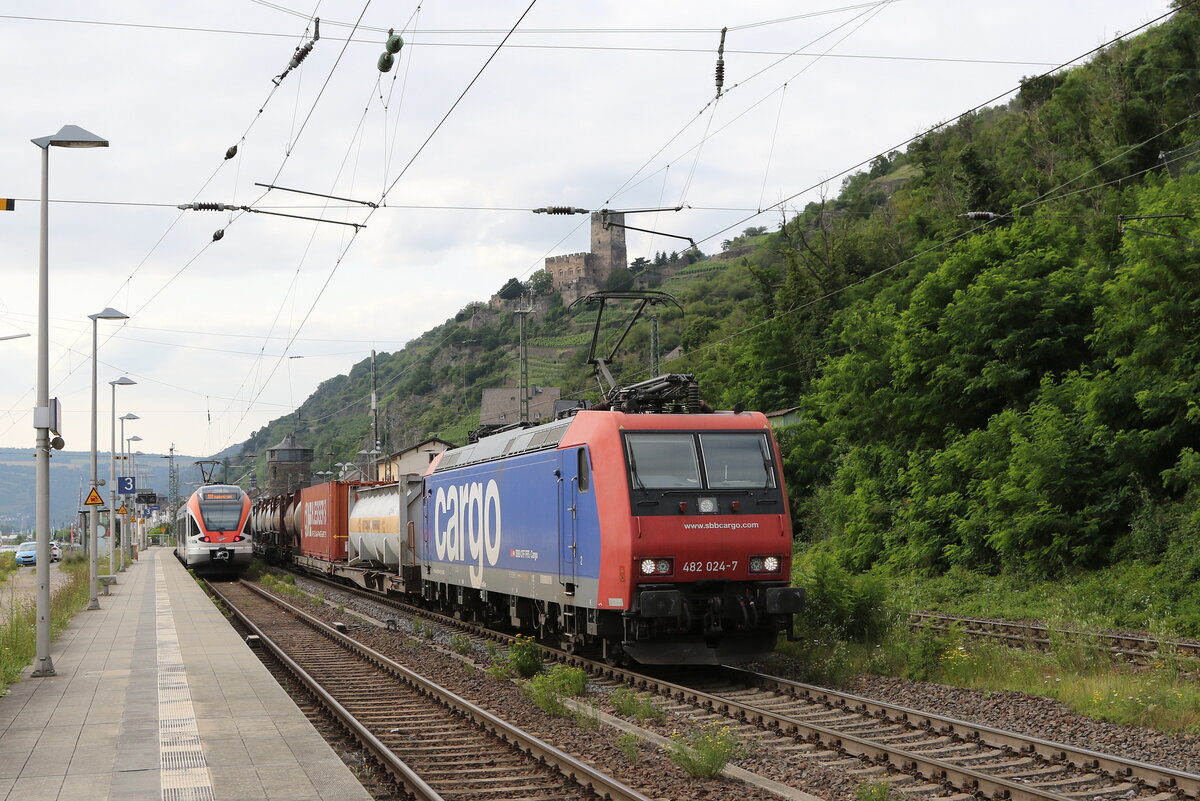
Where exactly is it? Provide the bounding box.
[110,376,137,388]
[120,413,139,421]
[32,125,109,149]
[89,307,128,321]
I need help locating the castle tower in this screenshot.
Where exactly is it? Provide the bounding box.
[266,432,313,494]
[590,211,627,280]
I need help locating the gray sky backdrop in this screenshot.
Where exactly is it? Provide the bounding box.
[0,0,1173,457]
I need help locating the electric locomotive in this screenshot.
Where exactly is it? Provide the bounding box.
[175,483,253,575]
[421,388,803,664]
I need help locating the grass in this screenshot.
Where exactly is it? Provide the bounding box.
[609,687,666,724]
[772,622,1200,733]
[668,721,741,779]
[0,553,92,696]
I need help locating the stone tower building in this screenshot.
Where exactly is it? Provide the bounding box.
[545,212,627,301]
[265,432,313,494]
[590,211,626,279]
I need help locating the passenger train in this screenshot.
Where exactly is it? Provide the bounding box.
[174,483,253,575]
[251,373,805,665]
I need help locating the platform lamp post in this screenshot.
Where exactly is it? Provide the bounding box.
[124,434,143,567]
[31,124,109,678]
[87,308,128,611]
[112,407,138,572]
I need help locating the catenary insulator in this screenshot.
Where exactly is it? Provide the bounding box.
[534,206,588,215]
[386,30,404,54]
[288,41,314,70]
[225,144,238,160]
[180,202,232,212]
[378,51,395,73]
[960,211,1003,221]
[715,60,725,90]
[212,229,225,242]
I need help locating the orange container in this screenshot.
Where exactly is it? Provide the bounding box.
[297,481,352,562]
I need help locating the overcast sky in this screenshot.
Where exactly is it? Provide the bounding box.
[0,0,1174,458]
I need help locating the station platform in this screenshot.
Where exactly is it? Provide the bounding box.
[0,548,372,801]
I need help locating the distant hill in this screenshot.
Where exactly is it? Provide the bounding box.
[0,448,210,534]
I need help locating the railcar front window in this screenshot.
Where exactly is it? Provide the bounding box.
[625,434,701,489]
[699,433,776,489]
[201,503,244,531]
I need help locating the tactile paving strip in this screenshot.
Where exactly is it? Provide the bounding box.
[156,559,215,801]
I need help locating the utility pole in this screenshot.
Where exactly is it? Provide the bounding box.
[165,444,178,544]
[650,313,661,376]
[514,300,534,422]
[371,349,379,453]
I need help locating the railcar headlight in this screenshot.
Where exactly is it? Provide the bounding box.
[749,555,783,573]
[639,558,674,576]
[697,496,718,514]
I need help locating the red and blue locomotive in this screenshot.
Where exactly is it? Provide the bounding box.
[252,373,803,665]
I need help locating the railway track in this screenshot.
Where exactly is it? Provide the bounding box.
[280,571,1200,801]
[647,665,1199,801]
[909,612,1200,662]
[206,579,653,801]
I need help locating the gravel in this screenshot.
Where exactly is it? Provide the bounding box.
[847,675,1200,774]
[281,576,1200,801]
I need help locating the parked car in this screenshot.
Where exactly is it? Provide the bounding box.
[14,541,37,566]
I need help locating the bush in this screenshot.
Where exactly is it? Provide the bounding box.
[610,688,666,724]
[669,722,740,778]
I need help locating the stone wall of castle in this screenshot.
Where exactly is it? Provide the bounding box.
[544,212,628,293]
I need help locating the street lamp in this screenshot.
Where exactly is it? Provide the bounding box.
[87,308,128,611]
[113,409,138,572]
[31,124,109,678]
[124,434,143,566]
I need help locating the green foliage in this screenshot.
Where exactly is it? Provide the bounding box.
[609,688,666,724]
[857,782,894,801]
[525,664,587,717]
[616,732,641,764]
[668,722,741,779]
[449,634,473,655]
[794,551,893,641]
[488,634,544,679]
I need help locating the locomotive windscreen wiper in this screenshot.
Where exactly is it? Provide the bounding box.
[628,449,646,490]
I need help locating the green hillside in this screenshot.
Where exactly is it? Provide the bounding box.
[241,8,1200,633]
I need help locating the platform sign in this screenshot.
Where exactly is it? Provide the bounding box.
[117,504,129,516]
[117,476,135,495]
[84,487,104,506]
[1,199,13,211]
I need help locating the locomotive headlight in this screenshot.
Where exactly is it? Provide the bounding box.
[655,559,672,575]
[641,558,657,575]
[697,496,718,514]
[749,555,782,573]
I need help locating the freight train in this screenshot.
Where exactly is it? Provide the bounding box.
[175,483,253,575]
[251,376,804,665]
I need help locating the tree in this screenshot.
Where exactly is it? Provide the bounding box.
[497,277,524,300]
[526,269,553,296]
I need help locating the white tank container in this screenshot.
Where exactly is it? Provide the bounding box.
[348,483,403,568]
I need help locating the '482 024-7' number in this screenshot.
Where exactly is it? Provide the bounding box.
[680,560,738,573]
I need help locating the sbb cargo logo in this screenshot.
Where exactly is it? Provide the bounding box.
[433,479,502,588]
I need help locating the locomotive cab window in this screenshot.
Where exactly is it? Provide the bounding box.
[699,433,776,489]
[625,433,701,489]
[624,431,778,491]
[577,447,590,492]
